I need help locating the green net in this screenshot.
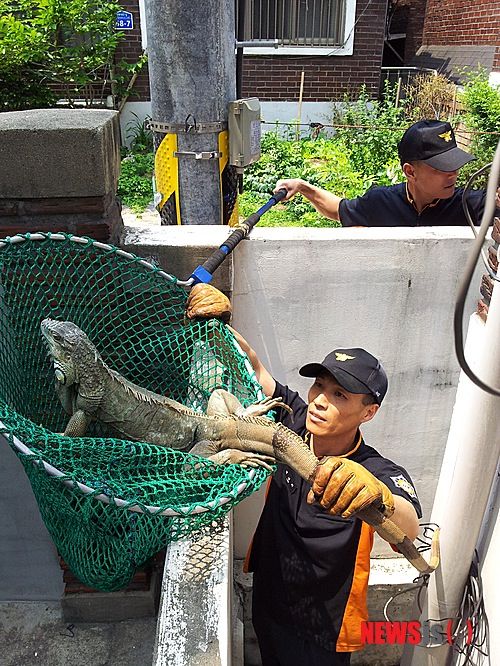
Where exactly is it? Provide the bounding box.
[0,232,270,591]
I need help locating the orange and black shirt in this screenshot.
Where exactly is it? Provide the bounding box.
[248,381,422,654]
[339,182,486,227]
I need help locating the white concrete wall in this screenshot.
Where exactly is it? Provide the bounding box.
[119,100,335,147]
[229,226,483,558]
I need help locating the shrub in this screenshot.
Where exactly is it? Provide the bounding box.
[457,68,500,187]
[117,153,155,213]
[404,73,457,122]
[0,0,131,110]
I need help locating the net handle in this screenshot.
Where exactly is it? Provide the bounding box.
[184,189,288,286]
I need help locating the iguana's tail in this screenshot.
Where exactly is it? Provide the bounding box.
[272,426,440,575]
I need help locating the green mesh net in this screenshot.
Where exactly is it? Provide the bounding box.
[0,232,270,591]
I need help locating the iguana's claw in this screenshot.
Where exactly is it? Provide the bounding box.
[240,396,293,418]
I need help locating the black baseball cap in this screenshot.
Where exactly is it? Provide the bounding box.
[299,347,388,405]
[398,120,475,172]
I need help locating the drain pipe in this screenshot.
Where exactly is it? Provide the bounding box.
[401,277,500,665]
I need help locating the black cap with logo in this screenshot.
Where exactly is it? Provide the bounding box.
[398,120,475,172]
[299,348,388,405]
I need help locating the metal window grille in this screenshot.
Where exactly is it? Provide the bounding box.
[239,0,347,47]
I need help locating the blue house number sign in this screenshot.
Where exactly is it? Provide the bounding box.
[116,10,134,30]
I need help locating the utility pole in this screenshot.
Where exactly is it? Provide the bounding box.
[144,0,236,225]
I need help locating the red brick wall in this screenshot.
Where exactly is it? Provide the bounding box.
[404,0,428,62]
[241,0,388,101]
[422,0,500,54]
[420,0,500,73]
[114,0,150,102]
[119,0,388,103]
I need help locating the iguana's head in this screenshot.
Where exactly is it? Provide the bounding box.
[41,319,93,386]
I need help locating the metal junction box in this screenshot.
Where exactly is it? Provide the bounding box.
[228,98,261,171]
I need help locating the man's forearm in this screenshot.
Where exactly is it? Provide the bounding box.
[297,181,342,221]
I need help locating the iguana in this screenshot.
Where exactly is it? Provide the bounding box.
[41,318,439,574]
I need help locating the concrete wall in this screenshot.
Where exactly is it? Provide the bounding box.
[227,226,482,557]
[0,435,63,600]
[0,109,123,242]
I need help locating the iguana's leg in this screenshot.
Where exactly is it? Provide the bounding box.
[206,389,292,418]
[239,396,293,418]
[190,439,275,471]
[206,389,244,417]
[64,409,93,437]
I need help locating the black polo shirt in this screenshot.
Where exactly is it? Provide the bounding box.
[249,381,422,654]
[339,182,485,227]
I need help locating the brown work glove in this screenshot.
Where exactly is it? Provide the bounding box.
[186,283,232,324]
[307,456,395,519]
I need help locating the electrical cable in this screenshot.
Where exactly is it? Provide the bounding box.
[454,136,500,396]
[450,553,490,665]
[325,0,376,56]
[383,554,489,664]
[461,162,500,283]
[259,120,500,137]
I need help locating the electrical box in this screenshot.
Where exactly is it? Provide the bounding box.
[228,98,261,171]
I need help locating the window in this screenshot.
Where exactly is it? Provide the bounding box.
[239,0,356,55]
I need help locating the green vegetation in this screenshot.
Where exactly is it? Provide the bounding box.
[117,113,155,213]
[0,0,145,110]
[456,68,500,188]
[240,83,406,227]
[117,71,500,225]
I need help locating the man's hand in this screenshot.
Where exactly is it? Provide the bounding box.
[307,457,395,519]
[274,179,304,200]
[186,284,232,323]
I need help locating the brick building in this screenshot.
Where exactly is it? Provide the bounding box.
[115,0,500,140]
[116,0,389,137]
[393,0,500,84]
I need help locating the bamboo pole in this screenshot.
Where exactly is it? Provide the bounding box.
[296,70,305,141]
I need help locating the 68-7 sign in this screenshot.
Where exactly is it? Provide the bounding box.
[115,10,134,30]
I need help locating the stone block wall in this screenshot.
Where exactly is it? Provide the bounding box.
[0,109,123,243]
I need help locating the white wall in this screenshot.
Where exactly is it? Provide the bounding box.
[119,100,336,148]
[229,226,483,557]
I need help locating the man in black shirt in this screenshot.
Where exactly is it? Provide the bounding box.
[186,285,421,665]
[274,119,488,227]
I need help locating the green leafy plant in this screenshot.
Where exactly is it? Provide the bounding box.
[457,68,500,187]
[125,112,153,154]
[331,81,407,182]
[0,0,131,110]
[117,152,154,213]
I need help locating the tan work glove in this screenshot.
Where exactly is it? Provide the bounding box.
[307,456,395,519]
[186,283,232,324]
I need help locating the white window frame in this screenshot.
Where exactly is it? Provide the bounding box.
[243,0,356,56]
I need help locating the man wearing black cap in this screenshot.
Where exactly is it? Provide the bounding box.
[186,285,421,665]
[274,119,491,227]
